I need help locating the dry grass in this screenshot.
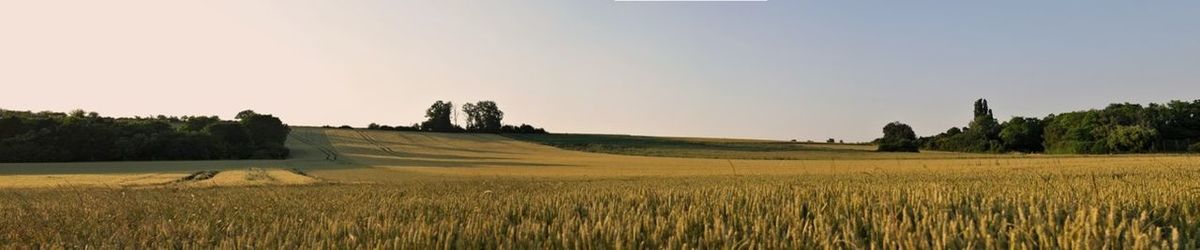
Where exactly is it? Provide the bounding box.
[311,128,1200,179]
[1,128,1199,247]
[0,173,186,188]
[183,168,319,187]
[3,169,1199,248]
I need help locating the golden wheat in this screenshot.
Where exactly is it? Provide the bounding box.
[1,128,1198,248]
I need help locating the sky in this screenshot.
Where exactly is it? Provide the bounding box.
[2,1,1198,142]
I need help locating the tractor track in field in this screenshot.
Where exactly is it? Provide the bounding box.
[417,133,457,149]
[354,130,404,157]
[289,131,341,161]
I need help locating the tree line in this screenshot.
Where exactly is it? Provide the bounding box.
[361,100,547,134]
[0,109,290,163]
[878,99,1200,154]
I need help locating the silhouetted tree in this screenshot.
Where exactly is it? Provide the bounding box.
[0,108,290,162]
[878,121,919,152]
[235,110,258,120]
[920,99,1004,153]
[462,101,504,132]
[421,101,458,132]
[497,124,548,134]
[240,113,291,158]
[181,116,221,132]
[204,122,253,159]
[969,99,1002,142]
[999,117,1044,153]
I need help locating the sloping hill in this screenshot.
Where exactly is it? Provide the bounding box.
[304,128,1187,181]
[504,133,993,160]
[2,127,1194,187]
[0,127,348,187]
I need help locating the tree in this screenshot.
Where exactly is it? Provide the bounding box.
[826,138,836,143]
[0,108,291,162]
[462,101,504,132]
[421,101,457,132]
[969,99,1001,141]
[878,121,919,152]
[921,99,1005,153]
[1106,125,1158,153]
[204,122,253,159]
[999,117,1044,153]
[236,110,259,120]
[181,116,221,132]
[240,113,290,158]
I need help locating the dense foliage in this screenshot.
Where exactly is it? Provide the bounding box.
[366,123,421,132]
[462,101,504,132]
[0,109,290,162]
[920,99,1200,154]
[410,100,546,134]
[920,99,1006,153]
[877,122,919,152]
[419,101,461,132]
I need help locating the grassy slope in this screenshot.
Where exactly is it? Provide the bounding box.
[0,127,351,187]
[506,133,1002,160]
[3,128,1200,247]
[0,128,1182,185]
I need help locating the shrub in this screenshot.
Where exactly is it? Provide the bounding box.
[878,122,919,152]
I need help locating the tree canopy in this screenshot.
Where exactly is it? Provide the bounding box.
[0,109,290,163]
[922,99,1200,154]
[420,101,461,132]
[878,122,919,152]
[462,101,504,132]
[401,100,544,134]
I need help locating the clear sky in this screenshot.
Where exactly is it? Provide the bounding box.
[2,1,1198,142]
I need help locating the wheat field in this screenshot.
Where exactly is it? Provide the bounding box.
[1,128,1199,248]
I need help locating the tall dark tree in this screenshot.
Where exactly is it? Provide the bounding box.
[969,99,1001,141]
[420,101,457,132]
[878,121,919,152]
[921,99,1005,153]
[462,101,504,132]
[204,122,253,159]
[999,117,1044,153]
[239,113,291,158]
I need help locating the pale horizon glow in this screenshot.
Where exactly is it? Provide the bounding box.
[2,1,1198,142]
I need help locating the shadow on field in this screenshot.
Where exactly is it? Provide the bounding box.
[0,160,294,175]
[341,145,515,162]
[342,153,572,168]
[320,129,579,169]
[0,128,578,176]
[325,132,518,156]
